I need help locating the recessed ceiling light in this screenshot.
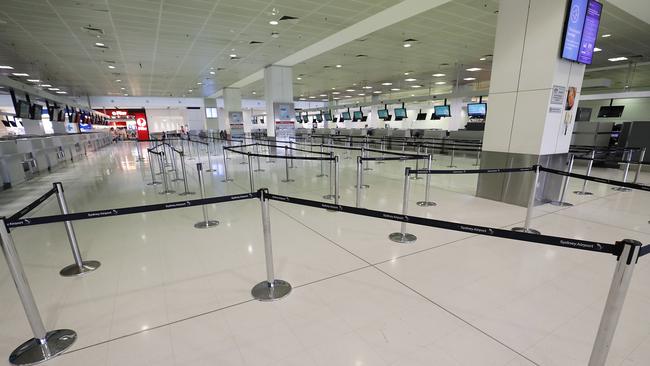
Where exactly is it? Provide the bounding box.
[346,89,355,92]
[124,94,129,96]
[332,91,341,95]
[12,73,29,76]
[391,88,400,91]
[411,85,422,88]
[601,34,611,38]
[335,64,342,68]
[405,78,417,82]
[403,43,412,48]
[464,77,476,81]
[56,91,67,94]
[108,65,115,69]
[39,84,52,87]
[188,89,193,92]
[115,79,121,82]
[120,87,126,90]
[381,82,392,86]
[594,47,602,52]
[296,77,302,80]
[608,57,628,62]
[0,65,14,69]
[308,96,316,99]
[435,81,446,85]
[229,54,237,58]
[252,91,257,95]
[48,87,59,91]
[319,94,327,97]
[95,42,105,47]
[432,73,445,77]
[26,79,40,82]
[197,82,202,85]
[333,97,340,100]
[404,72,411,75]
[299,98,306,100]
[373,91,382,94]
[344,95,352,98]
[269,20,279,25]
[362,86,372,89]
[358,93,365,96]
[466,67,482,71]
[209,71,215,75]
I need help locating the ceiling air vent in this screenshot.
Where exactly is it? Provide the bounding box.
[249,40,264,45]
[279,15,299,22]
[355,54,368,58]
[82,25,104,35]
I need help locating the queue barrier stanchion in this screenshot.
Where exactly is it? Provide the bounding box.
[575,150,595,195]
[251,189,292,301]
[551,154,575,207]
[54,182,101,277]
[253,144,264,172]
[416,155,437,207]
[239,141,248,165]
[177,152,193,196]
[281,147,294,183]
[170,147,183,182]
[355,156,362,208]
[389,167,417,244]
[512,165,542,235]
[0,218,77,365]
[377,139,386,164]
[588,239,642,366]
[221,146,234,182]
[633,147,646,185]
[334,156,340,205]
[135,141,144,162]
[447,141,457,168]
[248,153,255,193]
[159,152,176,195]
[146,151,161,186]
[194,163,219,229]
[323,153,337,200]
[363,141,372,171]
[474,149,481,166]
[205,143,215,173]
[411,146,422,180]
[289,142,296,169]
[316,144,326,177]
[612,150,633,192]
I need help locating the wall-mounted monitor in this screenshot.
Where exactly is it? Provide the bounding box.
[597,106,624,118]
[316,114,323,122]
[561,0,603,65]
[324,113,332,121]
[434,105,451,117]
[302,115,310,123]
[353,111,363,121]
[394,108,407,120]
[467,103,487,117]
[16,101,30,118]
[295,114,301,123]
[333,117,338,122]
[377,109,389,120]
[31,105,43,120]
[361,116,368,122]
[341,112,351,121]
[416,113,427,120]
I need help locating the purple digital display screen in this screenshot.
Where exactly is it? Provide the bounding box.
[577,0,602,64]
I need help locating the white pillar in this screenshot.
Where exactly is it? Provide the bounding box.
[477,0,587,206]
[264,65,294,138]
[220,88,242,135]
[204,98,219,131]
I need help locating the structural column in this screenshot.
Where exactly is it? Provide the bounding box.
[264,65,294,140]
[204,98,219,131]
[219,88,243,136]
[477,0,586,206]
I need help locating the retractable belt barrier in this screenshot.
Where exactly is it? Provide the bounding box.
[410,166,534,175]
[573,155,650,166]
[256,137,427,159]
[539,167,650,192]
[224,146,335,161]
[8,187,58,222]
[5,193,256,229]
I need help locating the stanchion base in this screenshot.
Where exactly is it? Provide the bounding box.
[251,280,292,301]
[363,168,373,171]
[409,176,424,180]
[60,260,101,277]
[316,174,327,178]
[376,161,385,164]
[206,169,215,173]
[354,184,370,189]
[549,201,573,207]
[136,158,145,162]
[254,169,265,172]
[221,178,234,182]
[611,187,632,192]
[447,166,458,168]
[178,191,195,196]
[9,329,77,366]
[171,178,184,182]
[194,220,219,229]
[239,162,248,165]
[573,190,593,196]
[389,232,417,244]
[511,227,541,235]
[147,181,162,186]
[159,190,176,195]
[416,201,437,207]
[281,179,295,183]
[323,194,340,200]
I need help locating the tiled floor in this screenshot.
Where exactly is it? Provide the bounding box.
[0,140,649,366]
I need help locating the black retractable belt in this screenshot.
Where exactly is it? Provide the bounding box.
[540,167,650,192]
[639,244,650,257]
[8,187,58,222]
[267,193,617,255]
[410,166,535,175]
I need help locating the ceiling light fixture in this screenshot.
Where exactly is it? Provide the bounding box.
[403,43,412,48]
[188,89,193,92]
[346,89,355,92]
[296,77,302,80]
[479,57,487,61]
[601,34,611,38]
[464,77,476,81]
[95,42,105,47]
[358,93,365,96]
[381,82,392,86]
[344,95,352,98]
[608,56,628,62]
[39,84,52,87]
[115,79,121,82]
[269,20,279,25]
[124,94,129,96]
[229,54,237,58]
[391,88,400,91]
[108,65,115,69]
[432,73,445,77]
[362,86,372,89]
[411,85,422,88]
[27,79,40,82]
[335,64,342,68]
[56,91,67,94]
[252,91,257,95]
[48,88,59,91]
[0,65,14,69]
[319,94,327,97]
[12,73,29,76]
[209,71,215,75]
[466,67,482,72]
[373,91,382,94]
[593,47,602,52]
[435,81,446,85]
[405,78,417,82]
[332,91,340,95]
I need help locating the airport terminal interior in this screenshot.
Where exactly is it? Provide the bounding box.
[1,0,650,365]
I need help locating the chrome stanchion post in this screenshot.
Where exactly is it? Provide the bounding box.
[0,219,77,365]
[613,150,633,192]
[316,144,326,177]
[417,155,436,207]
[248,154,255,192]
[281,147,294,183]
[473,149,481,166]
[588,239,642,366]
[357,150,369,189]
[411,146,423,180]
[159,153,176,194]
[54,182,101,277]
[355,156,362,208]
[363,145,372,171]
[171,148,183,182]
[289,142,295,168]
[176,152,191,195]
[575,150,595,195]
[146,151,161,186]
[447,141,457,168]
[194,163,218,229]
[334,155,340,205]
[551,154,574,206]
[512,165,542,234]
[136,141,144,161]
[377,139,385,164]
[221,147,233,182]
[239,141,247,165]
[633,147,646,184]
[254,144,264,172]
[205,143,215,172]
[251,189,292,301]
[389,168,417,244]
[323,153,336,200]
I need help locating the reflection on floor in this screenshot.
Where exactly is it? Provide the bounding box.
[0,141,649,366]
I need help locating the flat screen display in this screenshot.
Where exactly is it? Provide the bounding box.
[302,115,310,123]
[341,112,351,121]
[17,101,30,118]
[467,103,487,117]
[324,113,332,121]
[597,106,624,118]
[434,105,451,117]
[32,105,43,120]
[316,114,323,122]
[353,111,363,121]
[394,108,407,119]
[561,0,602,64]
[377,109,389,119]
[295,114,301,122]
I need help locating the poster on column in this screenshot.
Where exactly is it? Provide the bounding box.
[134,111,150,141]
[274,102,295,140]
[229,111,244,137]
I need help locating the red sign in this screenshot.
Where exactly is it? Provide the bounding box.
[134,111,150,141]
